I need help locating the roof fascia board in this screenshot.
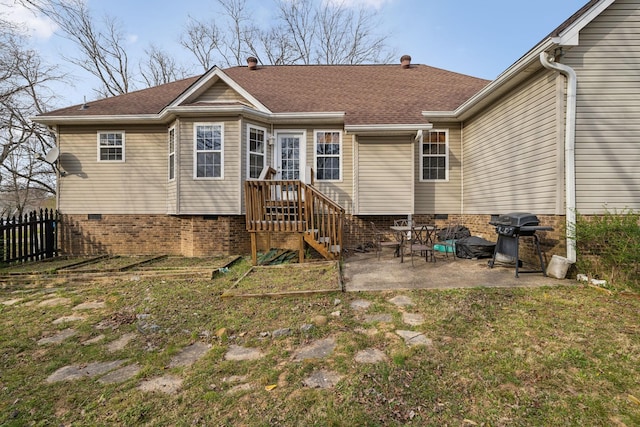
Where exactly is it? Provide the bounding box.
[32,114,163,126]
[552,0,615,46]
[345,123,433,135]
[167,67,272,113]
[429,0,614,122]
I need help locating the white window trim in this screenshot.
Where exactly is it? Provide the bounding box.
[168,126,176,182]
[193,122,224,180]
[97,130,125,162]
[246,124,267,180]
[419,129,449,182]
[313,129,343,182]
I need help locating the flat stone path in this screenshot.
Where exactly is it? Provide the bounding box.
[5,290,436,393]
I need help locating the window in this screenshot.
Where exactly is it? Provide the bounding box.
[194,123,223,178]
[168,127,175,181]
[247,125,266,179]
[315,130,341,181]
[98,131,124,161]
[421,130,448,181]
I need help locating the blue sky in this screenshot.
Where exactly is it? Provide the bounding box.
[3,0,588,106]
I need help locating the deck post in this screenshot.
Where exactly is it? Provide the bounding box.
[299,233,305,263]
[250,232,257,265]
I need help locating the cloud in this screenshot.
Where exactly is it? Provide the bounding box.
[0,2,58,39]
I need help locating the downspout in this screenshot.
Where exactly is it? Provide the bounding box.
[539,51,577,263]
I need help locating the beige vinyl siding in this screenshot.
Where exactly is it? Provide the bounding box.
[355,136,413,215]
[198,80,248,104]
[462,70,559,214]
[311,131,354,213]
[178,118,241,214]
[414,123,462,213]
[564,0,640,213]
[57,125,168,214]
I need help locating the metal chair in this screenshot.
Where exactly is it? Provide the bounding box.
[370,222,402,260]
[409,224,435,265]
[434,224,458,260]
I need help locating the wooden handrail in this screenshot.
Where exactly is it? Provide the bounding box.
[245,179,344,259]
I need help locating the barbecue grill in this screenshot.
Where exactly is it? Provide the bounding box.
[488,212,553,277]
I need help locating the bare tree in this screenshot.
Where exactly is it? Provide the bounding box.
[0,20,60,216]
[180,17,222,71]
[274,0,316,64]
[20,0,133,98]
[139,45,191,87]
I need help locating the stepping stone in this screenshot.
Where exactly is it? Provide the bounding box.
[73,301,106,310]
[83,335,106,345]
[169,342,210,367]
[98,364,141,384]
[363,314,393,324]
[2,298,23,306]
[38,328,77,345]
[224,345,265,361]
[46,360,126,383]
[107,332,137,353]
[354,327,378,336]
[354,348,388,364]
[402,313,425,326]
[226,383,253,395]
[389,295,414,307]
[223,375,248,383]
[395,330,433,347]
[38,297,72,307]
[53,315,85,324]
[292,337,336,361]
[302,370,343,389]
[350,299,371,310]
[138,375,183,394]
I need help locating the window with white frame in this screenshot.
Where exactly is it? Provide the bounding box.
[194,123,223,178]
[247,125,266,179]
[97,131,125,161]
[421,130,448,181]
[315,130,341,181]
[168,127,175,181]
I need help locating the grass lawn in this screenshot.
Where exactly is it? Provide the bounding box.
[1,257,639,426]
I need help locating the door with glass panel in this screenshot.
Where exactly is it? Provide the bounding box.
[275,132,305,200]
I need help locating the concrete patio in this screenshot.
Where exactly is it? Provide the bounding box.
[342,251,569,292]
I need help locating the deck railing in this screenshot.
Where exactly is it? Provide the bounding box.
[244,179,344,258]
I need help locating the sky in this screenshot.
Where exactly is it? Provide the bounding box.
[2,0,589,107]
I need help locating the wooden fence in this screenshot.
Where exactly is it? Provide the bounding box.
[0,209,59,264]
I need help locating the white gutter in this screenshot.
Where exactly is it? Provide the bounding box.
[539,51,577,263]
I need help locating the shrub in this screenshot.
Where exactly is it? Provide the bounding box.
[570,208,640,291]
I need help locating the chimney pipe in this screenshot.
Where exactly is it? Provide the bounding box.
[400,54,411,68]
[247,56,258,70]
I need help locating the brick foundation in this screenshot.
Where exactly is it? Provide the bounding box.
[60,214,250,257]
[59,212,567,263]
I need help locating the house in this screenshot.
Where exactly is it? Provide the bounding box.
[34,0,640,264]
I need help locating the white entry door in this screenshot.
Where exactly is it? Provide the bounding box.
[275,131,306,200]
[275,132,306,182]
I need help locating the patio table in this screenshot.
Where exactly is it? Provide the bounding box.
[390,224,437,263]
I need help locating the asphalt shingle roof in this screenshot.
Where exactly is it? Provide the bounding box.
[40,64,490,125]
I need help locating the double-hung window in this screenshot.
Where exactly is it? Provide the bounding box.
[168,127,175,181]
[315,130,341,181]
[194,123,223,178]
[247,125,266,179]
[421,130,448,181]
[98,131,125,161]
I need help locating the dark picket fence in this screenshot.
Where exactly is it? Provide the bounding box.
[0,209,59,264]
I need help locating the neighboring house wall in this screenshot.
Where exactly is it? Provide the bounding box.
[58,124,169,214]
[461,69,560,215]
[177,118,242,214]
[565,0,640,213]
[414,122,463,214]
[355,135,414,215]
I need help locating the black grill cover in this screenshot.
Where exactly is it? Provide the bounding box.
[455,236,496,259]
[491,212,540,227]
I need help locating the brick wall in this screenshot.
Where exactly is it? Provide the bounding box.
[60,214,250,257]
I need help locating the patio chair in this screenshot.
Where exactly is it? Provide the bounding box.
[370,222,402,260]
[409,224,435,266]
[433,224,458,260]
